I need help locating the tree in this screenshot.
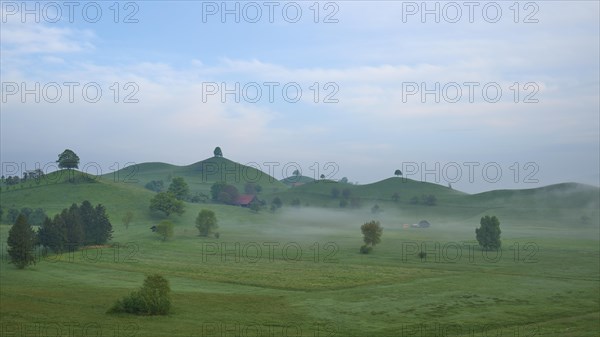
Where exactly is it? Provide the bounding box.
[108,274,172,315]
[249,200,261,213]
[361,220,383,251]
[394,169,402,177]
[7,214,37,269]
[293,169,300,176]
[155,220,174,241]
[244,183,261,195]
[476,215,501,250]
[91,204,113,244]
[371,204,381,214]
[168,177,189,201]
[28,208,47,226]
[6,208,20,223]
[145,180,164,192]
[339,177,349,184]
[57,149,80,170]
[421,194,437,206]
[63,204,84,249]
[214,146,223,157]
[210,182,227,200]
[218,185,239,205]
[195,210,218,237]
[270,197,282,212]
[123,211,134,229]
[38,215,66,252]
[149,192,184,217]
[320,174,325,179]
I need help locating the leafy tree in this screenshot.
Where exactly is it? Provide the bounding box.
[249,200,261,213]
[145,180,164,192]
[391,192,400,203]
[195,210,218,237]
[476,215,501,250]
[168,177,189,201]
[421,194,437,206]
[108,274,172,315]
[270,197,282,212]
[320,174,325,179]
[210,182,227,200]
[293,169,300,176]
[57,149,80,169]
[339,177,349,184]
[123,211,134,229]
[394,169,402,177]
[155,220,174,241]
[217,185,239,205]
[7,214,37,269]
[361,220,383,249]
[149,192,184,217]
[214,146,223,157]
[331,187,340,199]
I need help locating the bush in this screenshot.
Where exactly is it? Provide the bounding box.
[359,245,372,254]
[418,251,427,259]
[108,274,171,315]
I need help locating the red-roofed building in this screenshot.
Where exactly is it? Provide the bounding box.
[235,194,257,207]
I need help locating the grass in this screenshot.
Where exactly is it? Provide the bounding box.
[0,168,599,336]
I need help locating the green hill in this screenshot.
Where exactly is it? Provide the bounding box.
[102,156,287,195]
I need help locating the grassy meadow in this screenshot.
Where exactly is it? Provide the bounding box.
[1,161,599,336]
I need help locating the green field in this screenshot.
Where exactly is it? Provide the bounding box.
[1,160,599,336]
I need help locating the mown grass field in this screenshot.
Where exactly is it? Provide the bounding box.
[1,167,599,336]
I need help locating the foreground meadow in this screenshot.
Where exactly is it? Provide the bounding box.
[1,194,598,336]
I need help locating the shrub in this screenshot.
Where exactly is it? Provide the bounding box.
[108,274,171,315]
[359,245,372,254]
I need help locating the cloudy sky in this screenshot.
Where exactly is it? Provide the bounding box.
[1,1,598,193]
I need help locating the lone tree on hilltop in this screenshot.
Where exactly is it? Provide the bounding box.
[57,149,80,170]
[360,220,383,254]
[394,169,402,177]
[7,214,37,269]
[213,147,223,157]
[476,215,502,250]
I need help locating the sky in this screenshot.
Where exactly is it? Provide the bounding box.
[1,0,599,193]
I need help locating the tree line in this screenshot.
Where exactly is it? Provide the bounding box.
[6,201,113,269]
